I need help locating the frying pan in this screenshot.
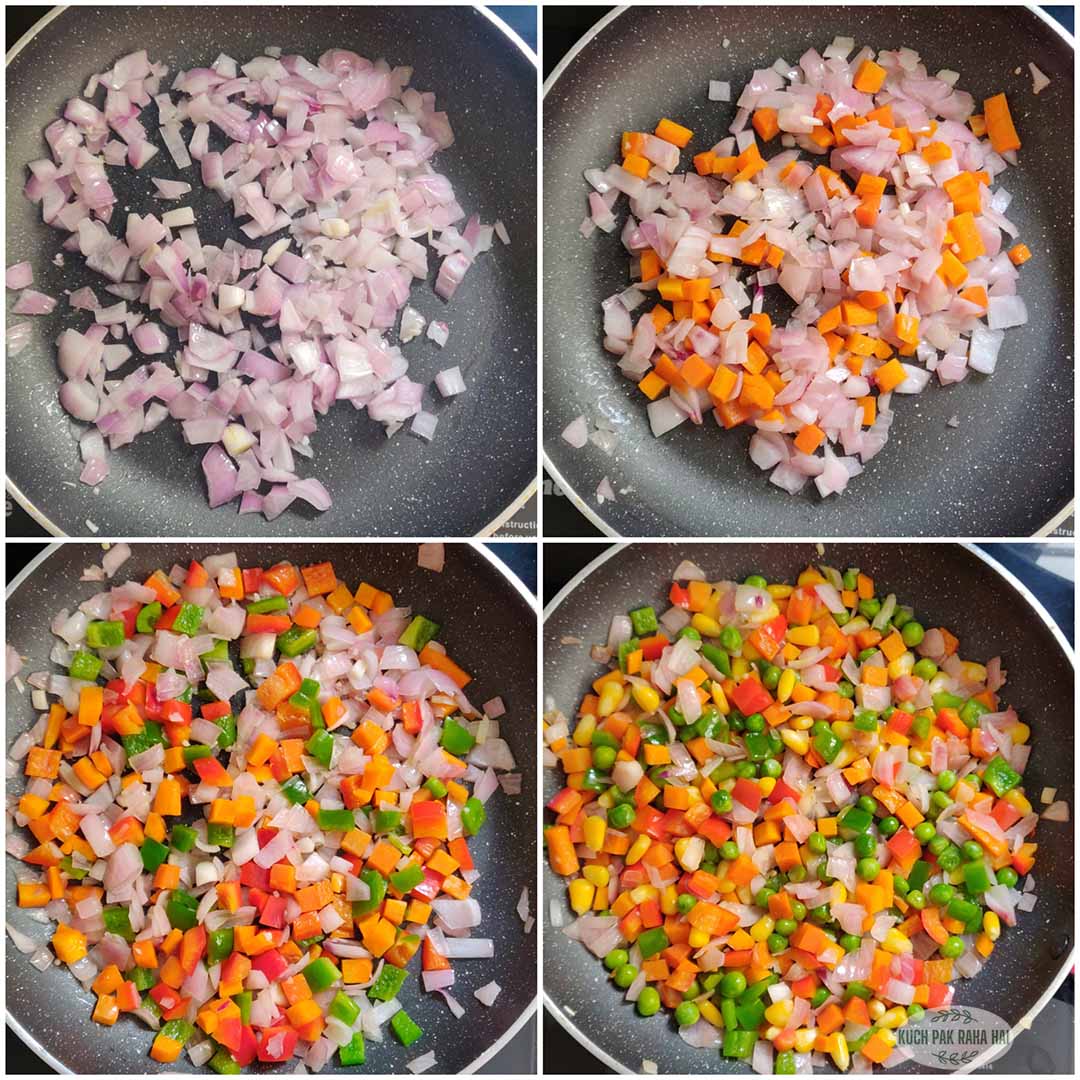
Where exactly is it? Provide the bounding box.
[6,6,537,537]
[543,542,1073,1073]
[6,541,537,1073]
[542,6,1074,538]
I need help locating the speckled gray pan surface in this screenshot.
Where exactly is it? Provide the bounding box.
[7,542,537,1073]
[543,7,1073,538]
[7,6,537,538]
[544,543,1073,1074]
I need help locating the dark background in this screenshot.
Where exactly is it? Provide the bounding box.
[5,541,536,1072]
[540,5,1076,538]
[542,541,1074,1072]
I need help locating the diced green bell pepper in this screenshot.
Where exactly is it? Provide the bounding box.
[440,717,476,755]
[722,1029,757,1059]
[69,650,103,681]
[140,837,169,873]
[932,690,965,711]
[121,719,166,758]
[166,889,199,930]
[374,809,402,833]
[329,989,361,1025]
[246,595,289,615]
[277,627,317,657]
[629,605,658,636]
[338,1033,365,1066]
[701,643,731,676]
[302,956,340,993]
[839,805,873,835]
[215,714,237,749]
[130,966,156,990]
[170,823,198,852]
[369,963,409,1001]
[317,807,356,832]
[743,732,770,761]
[982,755,1021,798]
[424,777,447,799]
[60,855,88,881]
[352,868,387,916]
[616,637,640,672]
[208,1048,241,1074]
[390,1008,423,1047]
[307,729,334,769]
[637,927,669,958]
[136,602,162,634]
[86,620,125,648]
[959,697,989,728]
[183,744,214,763]
[280,775,311,805]
[946,896,981,923]
[207,822,235,848]
[232,989,252,1024]
[399,615,440,653]
[735,999,766,1030]
[906,860,932,892]
[207,927,234,965]
[160,1019,195,1044]
[813,728,842,763]
[172,603,204,636]
[390,864,424,893]
[462,796,486,836]
[200,639,229,666]
[963,860,992,893]
[103,905,134,941]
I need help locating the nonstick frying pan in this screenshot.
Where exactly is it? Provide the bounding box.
[6,6,537,537]
[543,542,1073,1073]
[543,6,1074,538]
[6,541,537,1073]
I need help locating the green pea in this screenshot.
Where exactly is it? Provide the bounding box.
[807,832,827,855]
[939,936,965,959]
[842,569,859,591]
[712,790,733,814]
[833,610,851,626]
[605,948,629,970]
[901,621,925,647]
[636,987,661,1016]
[674,1001,700,1027]
[857,795,877,814]
[790,900,807,921]
[745,712,765,734]
[775,918,798,938]
[767,933,788,954]
[913,822,936,845]
[762,664,781,691]
[809,905,830,925]
[913,658,938,680]
[853,834,876,858]
[907,1003,925,1020]
[859,598,881,619]
[744,575,768,588]
[787,865,808,884]
[878,816,900,837]
[677,626,701,641]
[892,875,909,896]
[720,626,742,652]
[937,848,961,872]
[720,971,747,998]
[928,884,954,906]
[755,887,776,908]
[836,681,854,700]
[930,791,952,813]
[720,841,740,861]
[857,857,880,881]
[760,758,783,779]
[677,893,697,915]
[937,770,957,792]
[962,840,984,862]
[593,745,617,772]
[608,803,634,829]
[906,889,926,910]
[840,934,862,953]
[682,980,702,1001]
[614,963,638,988]
[927,835,949,856]
[734,762,757,779]
[996,867,1019,888]
[856,647,878,663]
[810,986,830,1009]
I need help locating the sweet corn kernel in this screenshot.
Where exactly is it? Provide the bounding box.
[764,1000,794,1027]
[583,815,607,852]
[791,715,814,731]
[787,625,820,647]
[660,884,678,915]
[749,916,775,941]
[882,928,912,955]
[699,1000,724,1027]
[630,884,658,904]
[830,882,848,905]
[717,877,737,894]
[675,835,705,872]
[1009,722,1030,746]
[794,1028,817,1053]
[731,657,749,679]
[758,777,777,797]
[597,681,625,718]
[868,1000,886,1021]
[876,1030,898,1051]
[573,714,596,746]
[959,661,987,684]
[711,683,730,714]
[780,729,809,755]
[833,721,855,741]
[632,684,660,713]
[688,928,710,948]
[568,879,595,914]
[691,614,723,637]
[908,749,928,768]
[879,1006,908,1029]
[887,652,914,679]
[582,864,610,888]
[767,584,793,599]
[626,834,651,865]
[829,1034,850,1071]
[982,911,1001,941]
[777,669,797,704]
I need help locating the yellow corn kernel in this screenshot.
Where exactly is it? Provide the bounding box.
[829,882,848,905]
[631,683,660,713]
[882,928,912,955]
[573,714,596,746]
[1009,722,1030,746]
[833,721,855,741]
[597,681,625,718]
[596,790,615,809]
[780,728,809,755]
[879,1006,908,1030]
[787,625,820,647]
[688,928,710,948]
[791,715,814,732]
[764,999,793,1027]
[797,568,825,586]
[887,652,914,679]
[829,1033,850,1071]
[975,933,994,957]
[583,815,607,852]
[731,657,749,680]
[767,584,793,599]
[876,1030,898,1052]
[959,661,987,684]
[793,1028,817,1053]
[776,668,797,704]
[659,884,679,915]
[691,614,723,637]
[908,749,928,768]
[630,884,658,904]
[699,1000,724,1028]
[582,864,609,888]
[982,911,1001,942]
[868,1000,886,1021]
[758,777,776,797]
[626,834,651,865]
[749,916,775,942]
[716,877,737,894]
[568,879,595,915]
[711,683,730,714]
[674,836,704,872]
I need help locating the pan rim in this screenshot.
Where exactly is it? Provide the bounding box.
[6,4,539,540]
[541,540,1074,1075]
[5,539,538,1074]
[540,3,1075,540]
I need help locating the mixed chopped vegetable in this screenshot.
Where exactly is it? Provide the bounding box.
[8,549,523,1072]
[545,558,1064,1073]
[574,38,1034,497]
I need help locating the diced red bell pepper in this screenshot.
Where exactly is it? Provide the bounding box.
[193,756,232,786]
[240,862,271,891]
[546,787,580,815]
[991,798,1023,831]
[245,613,293,635]
[248,887,270,916]
[634,805,668,840]
[159,996,192,1020]
[620,866,649,890]
[150,984,183,1011]
[257,1026,299,1063]
[215,1016,243,1054]
[118,606,139,638]
[186,560,209,588]
[250,948,289,982]
[180,926,207,975]
[233,1024,259,1067]
[116,980,141,1011]
[767,778,800,805]
[731,678,773,716]
[260,895,289,929]
[697,815,732,847]
[661,809,694,837]
[926,983,954,1009]
[143,682,162,719]
[639,634,669,661]
[412,868,444,901]
[887,710,913,734]
[201,699,233,721]
[886,828,921,863]
[242,568,264,595]
[1011,843,1036,875]
[764,613,788,641]
[159,698,192,725]
[422,936,451,971]
[638,897,662,928]
[669,583,691,610]
[401,700,423,734]
[732,777,763,812]
[820,663,842,684]
[155,604,182,632]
